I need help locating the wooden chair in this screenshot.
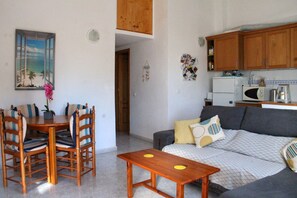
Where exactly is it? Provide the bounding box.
[0,110,49,193]
[56,106,96,186]
[56,103,88,138]
[11,104,47,140]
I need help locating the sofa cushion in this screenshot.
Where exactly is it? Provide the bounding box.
[174,118,200,144]
[190,115,225,148]
[282,139,297,172]
[220,130,293,164]
[241,107,297,137]
[163,144,285,190]
[200,106,246,130]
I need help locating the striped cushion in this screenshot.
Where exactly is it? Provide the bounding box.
[282,139,297,172]
[15,104,39,118]
[65,104,86,116]
[3,110,27,151]
[24,139,47,152]
[56,136,74,148]
[190,115,225,148]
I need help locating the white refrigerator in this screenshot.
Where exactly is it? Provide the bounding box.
[212,77,248,106]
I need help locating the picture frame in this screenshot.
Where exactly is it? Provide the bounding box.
[15,29,55,90]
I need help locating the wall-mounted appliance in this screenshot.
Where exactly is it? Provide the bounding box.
[242,86,270,101]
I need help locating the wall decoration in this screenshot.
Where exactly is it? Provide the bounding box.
[142,60,150,82]
[15,29,55,90]
[180,53,198,81]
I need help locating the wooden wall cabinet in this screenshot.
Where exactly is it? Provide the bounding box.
[244,33,266,70]
[206,32,243,71]
[244,29,290,69]
[265,29,290,69]
[207,22,297,72]
[117,0,153,35]
[291,27,297,68]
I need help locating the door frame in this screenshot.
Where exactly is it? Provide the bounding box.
[115,49,130,134]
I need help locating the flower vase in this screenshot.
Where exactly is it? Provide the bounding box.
[44,111,54,120]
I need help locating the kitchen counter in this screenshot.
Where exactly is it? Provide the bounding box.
[235,101,297,107]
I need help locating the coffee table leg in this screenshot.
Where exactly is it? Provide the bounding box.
[127,162,133,198]
[151,172,156,188]
[201,176,209,198]
[176,183,184,198]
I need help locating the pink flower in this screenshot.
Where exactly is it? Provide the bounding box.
[44,83,53,100]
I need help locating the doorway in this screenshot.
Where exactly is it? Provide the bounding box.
[115,49,130,134]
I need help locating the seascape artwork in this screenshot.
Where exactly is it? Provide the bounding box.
[15,29,55,90]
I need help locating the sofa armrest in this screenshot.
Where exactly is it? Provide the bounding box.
[153,130,174,150]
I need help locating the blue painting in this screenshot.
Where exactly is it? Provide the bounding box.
[15,29,55,90]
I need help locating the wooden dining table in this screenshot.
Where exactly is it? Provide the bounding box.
[26,115,71,185]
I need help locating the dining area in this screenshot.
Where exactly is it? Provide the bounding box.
[0,100,97,193]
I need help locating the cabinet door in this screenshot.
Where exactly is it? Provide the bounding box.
[291,27,297,68]
[117,0,152,34]
[244,33,266,70]
[214,33,242,71]
[266,29,290,68]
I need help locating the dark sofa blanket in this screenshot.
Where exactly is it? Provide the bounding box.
[220,168,297,198]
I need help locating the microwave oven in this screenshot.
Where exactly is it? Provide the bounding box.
[242,86,270,101]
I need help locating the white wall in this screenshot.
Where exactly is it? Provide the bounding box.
[223,0,297,31]
[214,0,297,101]
[0,0,117,152]
[167,0,216,126]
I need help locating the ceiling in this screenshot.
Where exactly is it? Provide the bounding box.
[115,30,153,48]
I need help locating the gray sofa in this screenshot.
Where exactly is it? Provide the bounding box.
[153,106,297,197]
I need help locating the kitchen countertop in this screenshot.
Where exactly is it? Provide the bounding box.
[236,101,297,106]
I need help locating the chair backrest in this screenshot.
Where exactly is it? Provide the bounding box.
[12,104,39,118]
[65,103,88,116]
[0,110,26,151]
[69,106,95,148]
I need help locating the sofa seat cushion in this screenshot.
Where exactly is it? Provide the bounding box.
[219,168,297,198]
[163,144,285,190]
[210,129,294,164]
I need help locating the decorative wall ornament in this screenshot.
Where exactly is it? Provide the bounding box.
[142,60,150,82]
[15,29,55,90]
[180,53,198,81]
[87,29,100,42]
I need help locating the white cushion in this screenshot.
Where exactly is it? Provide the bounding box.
[282,139,297,172]
[190,115,225,148]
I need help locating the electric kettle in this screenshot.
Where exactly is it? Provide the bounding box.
[276,84,291,103]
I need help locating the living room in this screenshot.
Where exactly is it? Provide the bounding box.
[1,0,297,197]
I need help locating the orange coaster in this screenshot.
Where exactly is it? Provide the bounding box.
[174,165,187,170]
[143,154,154,158]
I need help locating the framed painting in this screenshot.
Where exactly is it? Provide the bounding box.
[15,29,55,90]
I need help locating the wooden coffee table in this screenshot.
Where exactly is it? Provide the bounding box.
[117,149,220,198]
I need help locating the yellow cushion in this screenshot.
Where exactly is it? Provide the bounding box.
[190,115,225,148]
[174,118,200,144]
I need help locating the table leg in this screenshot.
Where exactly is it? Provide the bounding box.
[201,176,209,198]
[127,162,133,198]
[48,126,57,184]
[151,172,156,188]
[176,183,184,198]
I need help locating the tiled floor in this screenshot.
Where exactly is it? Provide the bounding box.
[0,133,219,197]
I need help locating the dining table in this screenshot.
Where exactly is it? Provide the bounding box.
[26,115,71,185]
